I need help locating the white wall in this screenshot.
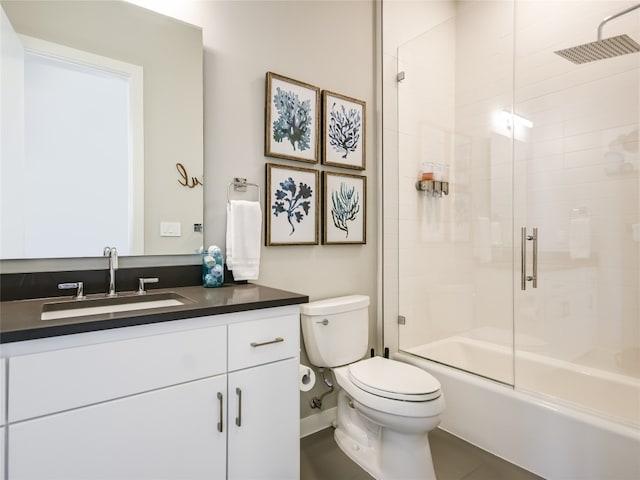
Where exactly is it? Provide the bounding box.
[0,6,25,259]
[132,0,378,418]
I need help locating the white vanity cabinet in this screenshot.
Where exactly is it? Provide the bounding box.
[3,305,301,480]
[1,358,5,478]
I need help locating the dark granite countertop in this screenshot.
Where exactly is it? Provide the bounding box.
[0,284,308,343]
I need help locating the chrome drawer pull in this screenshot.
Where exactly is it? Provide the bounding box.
[235,387,242,427]
[217,392,223,432]
[250,337,284,348]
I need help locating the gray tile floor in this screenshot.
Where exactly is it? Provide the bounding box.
[301,427,543,480]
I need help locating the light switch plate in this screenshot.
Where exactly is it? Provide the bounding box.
[160,221,181,237]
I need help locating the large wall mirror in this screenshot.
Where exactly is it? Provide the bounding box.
[1,0,203,261]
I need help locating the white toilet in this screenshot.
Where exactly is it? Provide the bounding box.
[300,295,445,480]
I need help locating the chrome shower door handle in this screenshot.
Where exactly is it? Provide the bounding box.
[235,387,242,427]
[521,227,539,290]
[217,392,223,432]
[531,227,538,288]
[521,227,527,290]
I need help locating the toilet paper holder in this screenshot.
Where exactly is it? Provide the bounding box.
[299,364,317,393]
[301,367,312,385]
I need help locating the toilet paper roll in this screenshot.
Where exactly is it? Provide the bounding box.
[299,364,316,392]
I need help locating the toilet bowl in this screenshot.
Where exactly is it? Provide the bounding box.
[333,356,445,480]
[300,296,445,480]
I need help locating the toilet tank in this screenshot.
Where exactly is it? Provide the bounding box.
[300,295,370,367]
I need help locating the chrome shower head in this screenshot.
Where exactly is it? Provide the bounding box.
[554,3,640,64]
[554,34,640,64]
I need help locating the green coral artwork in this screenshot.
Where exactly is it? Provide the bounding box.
[331,182,360,238]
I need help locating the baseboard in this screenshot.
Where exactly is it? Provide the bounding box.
[300,407,337,438]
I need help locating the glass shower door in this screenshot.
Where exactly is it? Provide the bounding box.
[512,0,640,427]
[395,0,639,428]
[396,1,516,386]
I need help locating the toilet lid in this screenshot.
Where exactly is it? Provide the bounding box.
[348,357,441,402]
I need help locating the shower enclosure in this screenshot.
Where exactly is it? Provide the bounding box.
[390,0,639,438]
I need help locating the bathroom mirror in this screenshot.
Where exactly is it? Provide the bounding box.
[0,0,203,260]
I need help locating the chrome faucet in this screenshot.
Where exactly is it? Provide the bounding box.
[103,246,118,297]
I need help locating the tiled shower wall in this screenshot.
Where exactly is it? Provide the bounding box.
[513,1,639,358]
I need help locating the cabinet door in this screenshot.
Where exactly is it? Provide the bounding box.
[0,426,4,480]
[228,357,300,480]
[9,375,227,480]
[0,358,5,427]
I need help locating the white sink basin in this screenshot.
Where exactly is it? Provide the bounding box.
[41,292,191,321]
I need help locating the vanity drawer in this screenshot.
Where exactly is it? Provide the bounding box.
[8,324,226,422]
[228,314,299,371]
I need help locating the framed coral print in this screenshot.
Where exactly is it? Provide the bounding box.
[265,72,320,164]
[322,90,366,170]
[323,171,366,245]
[266,163,319,245]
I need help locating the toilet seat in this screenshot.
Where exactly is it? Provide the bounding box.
[348,356,441,401]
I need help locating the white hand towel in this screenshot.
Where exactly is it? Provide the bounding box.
[226,200,262,281]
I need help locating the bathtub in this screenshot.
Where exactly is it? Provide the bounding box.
[395,337,640,480]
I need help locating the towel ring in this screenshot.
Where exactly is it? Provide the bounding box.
[227,177,260,204]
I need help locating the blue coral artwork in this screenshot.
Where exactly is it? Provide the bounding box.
[266,163,319,245]
[322,91,366,170]
[323,171,366,245]
[266,72,320,164]
[272,177,313,235]
[273,88,312,153]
